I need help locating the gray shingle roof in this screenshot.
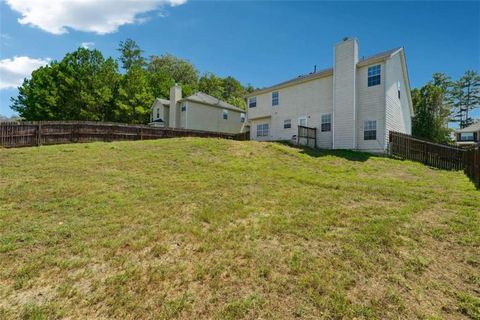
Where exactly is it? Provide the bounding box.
[183,92,245,112]
[456,121,480,133]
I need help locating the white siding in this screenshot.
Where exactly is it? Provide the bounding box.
[333,38,358,149]
[248,76,333,148]
[250,118,272,141]
[356,62,386,152]
[385,53,412,142]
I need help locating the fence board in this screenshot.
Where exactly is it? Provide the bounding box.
[389,131,479,188]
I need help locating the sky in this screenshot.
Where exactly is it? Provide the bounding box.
[0,0,479,118]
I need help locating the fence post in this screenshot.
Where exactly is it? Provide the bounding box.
[37,123,42,146]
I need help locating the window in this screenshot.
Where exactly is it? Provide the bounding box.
[257,123,269,137]
[460,132,474,141]
[181,103,186,112]
[364,120,377,140]
[368,65,381,87]
[298,117,307,127]
[248,97,257,108]
[321,114,332,132]
[397,81,401,99]
[272,91,279,106]
[156,108,160,118]
[240,113,245,123]
[284,119,291,129]
[223,109,228,120]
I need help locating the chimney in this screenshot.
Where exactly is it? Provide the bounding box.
[169,84,182,128]
[333,37,359,149]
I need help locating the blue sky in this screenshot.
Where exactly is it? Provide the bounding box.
[1,0,479,118]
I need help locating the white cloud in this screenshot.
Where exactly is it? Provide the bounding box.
[5,0,187,35]
[0,56,50,89]
[80,42,95,49]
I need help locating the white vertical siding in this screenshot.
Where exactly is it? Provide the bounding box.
[385,52,412,142]
[333,38,358,149]
[356,62,386,152]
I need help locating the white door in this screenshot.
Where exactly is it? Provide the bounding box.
[298,116,307,127]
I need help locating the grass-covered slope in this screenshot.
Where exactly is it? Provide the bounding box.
[0,138,479,319]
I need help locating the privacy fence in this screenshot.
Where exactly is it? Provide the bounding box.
[389,131,480,188]
[0,121,248,148]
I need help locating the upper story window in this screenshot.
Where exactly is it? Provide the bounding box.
[284,119,291,129]
[240,113,246,123]
[368,65,381,87]
[181,103,187,112]
[257,123,269,137]
[156,108,160,118]
[223,109,228,120]
[397,81,401,99]
[364,120,377,140]
[460,132,474,141]
[272,91,279,106]
[248,97,257,108]
[321,114,332,132]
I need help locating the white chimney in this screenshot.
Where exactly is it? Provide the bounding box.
[333,37,359,149]
[169,84,182,128]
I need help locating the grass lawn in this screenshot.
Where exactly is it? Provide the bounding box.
[0,138,479,319]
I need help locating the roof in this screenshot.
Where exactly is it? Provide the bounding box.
[247,47,403,97]
[182,92,245,112]
[456,121,480,133]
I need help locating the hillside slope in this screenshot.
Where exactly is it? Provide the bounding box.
[0,138,479,319]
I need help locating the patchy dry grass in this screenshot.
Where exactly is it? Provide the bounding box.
[0,138,479,319]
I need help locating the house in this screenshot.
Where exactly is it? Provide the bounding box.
[150,85,247,134]
[246,37,413,153]
[454,121,480,146]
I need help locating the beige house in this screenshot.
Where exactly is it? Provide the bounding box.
[455,121,480,146]
[150,85,246,134]
[246,37,413,153]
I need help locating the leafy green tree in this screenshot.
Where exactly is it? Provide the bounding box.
[450,70,480,128]
[198,73,224,98]
[148,70,175,100]
[118,39,146,71]
[412,84,451,143]
[148,54,199,88]
[11,63,60,120]
[116,65,153,124]
[12,48,120,121]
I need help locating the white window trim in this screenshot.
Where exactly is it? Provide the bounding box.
[321,113,332,132]
[298,116,307,127]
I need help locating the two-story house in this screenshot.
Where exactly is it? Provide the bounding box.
[246,37,413,153]
[455,121,480,147]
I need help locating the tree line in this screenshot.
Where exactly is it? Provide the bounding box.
[11,39,254,124]
[412,71,479,143]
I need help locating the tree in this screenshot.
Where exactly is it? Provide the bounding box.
[450,70,480,128]
[198,73,224,98]
[148,54,199,88]
[412,83,452,144]
[116,65,153,124]
[118,39,146,71]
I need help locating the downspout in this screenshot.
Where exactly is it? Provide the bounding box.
[383,60,388,152]
[332,46,336,149]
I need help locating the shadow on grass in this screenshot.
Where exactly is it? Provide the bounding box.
[274,141,384,162]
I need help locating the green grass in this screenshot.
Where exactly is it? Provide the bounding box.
[0,138,479,319]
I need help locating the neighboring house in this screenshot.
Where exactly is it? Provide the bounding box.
[150,85,247,134]
[246,37,413,153]
[455,121,480,146]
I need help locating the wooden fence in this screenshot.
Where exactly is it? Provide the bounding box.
[389,131,480,188]
[0,121,247,148]
[298,125,317,148]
